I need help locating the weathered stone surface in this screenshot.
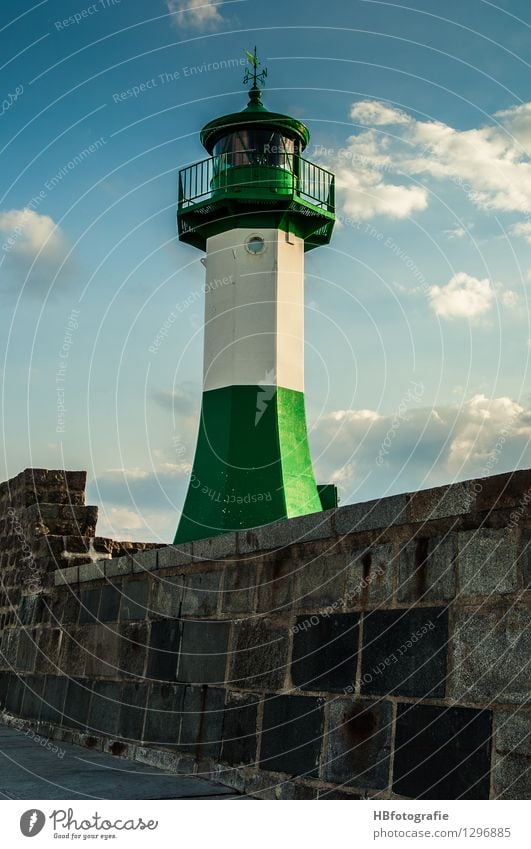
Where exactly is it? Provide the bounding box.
[521,529,530,588]
[260,694,324,776]
[181,571,222,617]
[335,494,408,536]
[493,753,530,799]
[408,482,472,522]
[451,606,530,704]
[132,549,158,574]
[361,608,448,699]
[393,703,491,800]
[192,533,238,562]
[35,628,62,675]
[62,677,92,731]
[157,544,193,570]
[105,555,132,579]
[458,528,519,596]
[119,622,148,679]
[78,560,106,583]
[291,613,359,692]
[256,556,297,614]
[54,565,79,586]
[346,544,395,607]
[323,698,393,789]
[120,580,148,621]
[178,620,230,685]
[85,624,121,678]
[147,618,181,681]
[19,674,44,720]
[179,685,225,759]
[40,675,67,724]
[221,691,259,766]
[118,682,147,741]
[78,588,101,624]
[230,618,289,690]
[16,628,37,672]
[397,533,457,603]
[295,551,348,610]
[99,585,121,622]
[150,576,183,619]
[237,511,334,554]
[142,682,184,746]
[221,564,257,614]
[88,681,122,737]
[58,626,87,676]
[5,673,24,715]
[495,709,531,756]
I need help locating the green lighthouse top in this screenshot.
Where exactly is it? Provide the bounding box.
[200,47,310,153]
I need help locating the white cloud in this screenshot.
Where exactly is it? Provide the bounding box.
[324,98,531,223]
[428,272,494,320]
[0,207,72,296]
[350,100,411,126]
[311,392,531,504]
[510,220,531,243]
[166,0,224,30]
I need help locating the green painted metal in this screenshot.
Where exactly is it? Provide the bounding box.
[174,385,321,543]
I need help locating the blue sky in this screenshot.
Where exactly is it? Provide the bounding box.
[1,0,531,542]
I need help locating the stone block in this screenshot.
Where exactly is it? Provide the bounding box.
[147,618,181,681]
[495,709,531,756]
[178,620,230,685]
[192,533,238,562]
[346,544,395,607]
[40,675,67,724]
[16,628,37,672]
[5,673,24,715]
[58,626,87,676]
[35,628,62,675]
[398,533,457,603]
[18,595,40,626]
[221,691,259,766]
[521,529,531,588]
[88,681,122,737]
[78,588,101,624]
[408,481,472,522]
[230,618,289,690]
[119,622,148,679]
[221,564,257,614]
[120,579,149,621]
[291,613,359,692]
[181,570,222,617]
[393,703,492,799]
[19,674,45,720]
[150,576,184,619]
[132,549,158,574]
[323,698,393,789]
[157,544,193,570]
[335,494,408,536]
[361,608,448,699]
[493,753,530,799]
[237,511,334,554]
[295,551,348,610]
[61,593,80,625]
[105,555,132,579]
[118,681,147,741]
[458,528,519,596]
[179,685,225,759]
[62,677,92,731]
[54,565,79,586]
[99,585,121,621]
[78,560,106,583]
[0,672,10,709]
[256,556,297,614]
[260,693,324,776]
[143,682,185,745]
[85,623,121,678]
[451,606,529,704]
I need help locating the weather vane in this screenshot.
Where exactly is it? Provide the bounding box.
[243,46,268,93]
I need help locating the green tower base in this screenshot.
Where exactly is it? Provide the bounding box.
[174,385,322,543]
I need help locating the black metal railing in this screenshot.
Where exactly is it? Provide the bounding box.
[178,154,335,214]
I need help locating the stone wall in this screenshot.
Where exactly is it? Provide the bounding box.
[0,467,530,799]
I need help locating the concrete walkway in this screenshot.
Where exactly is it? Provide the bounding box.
[0,726,242,800]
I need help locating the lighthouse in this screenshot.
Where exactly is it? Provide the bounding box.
[174,49,336,544]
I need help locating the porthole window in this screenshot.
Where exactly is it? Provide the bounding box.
[246,235,266,254]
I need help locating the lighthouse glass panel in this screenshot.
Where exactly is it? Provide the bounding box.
[213,130,296,170]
